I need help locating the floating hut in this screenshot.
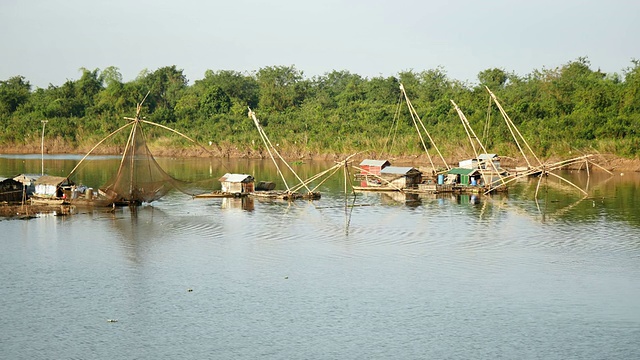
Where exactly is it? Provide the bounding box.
[0,177,24,203]
[220,173,254,194]
[446,168,483,187]
[354,165,422,191]
[358,159,391,176]
[195,173,255,198]
[381,166,422,189]
[31,176,74,204]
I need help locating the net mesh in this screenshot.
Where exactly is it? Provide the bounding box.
[100,121,192,204]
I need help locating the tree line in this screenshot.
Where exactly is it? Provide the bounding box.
[1,57,639,159]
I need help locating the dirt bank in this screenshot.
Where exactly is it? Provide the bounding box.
[1,143,639,173]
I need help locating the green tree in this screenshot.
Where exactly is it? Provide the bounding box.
[256,65,307,111]
[0,76,31,116]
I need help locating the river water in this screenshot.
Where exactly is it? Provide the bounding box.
[1,155,639,359]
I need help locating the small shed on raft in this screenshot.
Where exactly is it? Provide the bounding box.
[0,177,24,203]
[33,175,74,198]
[380,166,422,189]
[219,173,255,194]
[446,168,482,186]
[459,153,501,170]
[359,159,391,176]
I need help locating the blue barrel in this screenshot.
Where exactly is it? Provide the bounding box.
[437,174,444,185]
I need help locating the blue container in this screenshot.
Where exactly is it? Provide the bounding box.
[437,174,444,185]
[471,177,477,186]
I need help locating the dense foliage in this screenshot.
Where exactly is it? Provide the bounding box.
[1,58,639,159]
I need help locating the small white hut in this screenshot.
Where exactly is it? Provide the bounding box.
[218,173,255,194]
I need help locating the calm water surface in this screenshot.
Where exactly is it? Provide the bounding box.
[1,155,639,359]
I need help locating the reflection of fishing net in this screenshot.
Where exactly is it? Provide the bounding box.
[101,121,192,204]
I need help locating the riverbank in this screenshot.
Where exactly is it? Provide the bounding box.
[1,143,638,172]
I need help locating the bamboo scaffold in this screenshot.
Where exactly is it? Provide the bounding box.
[450,99,507,189]
[485,86,543,169]
[482,88,613,198]
[248,108,319,199]
[399,83,450,172]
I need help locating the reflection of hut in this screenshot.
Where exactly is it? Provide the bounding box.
[219,173,255,194]
[446,168,482,186]
[222,196,255,211]
[359,159,391,176]
[380,166,422,189]
[0,177,23,203]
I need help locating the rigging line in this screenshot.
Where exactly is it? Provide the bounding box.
[248,108,289,191]
[66,121,134,179]
[400,84,449,170]
[249,108,313,193]
[413,103,449,170]
[451,100,506,187]
[483,94,492,145]
[383,92,404,155]
[400,84,435,170]
[486,86,542,168]
[141,120,232,173]
[306,152,360,193]
[259,120,312,193]
[129,121,137,197]
[107,117,136,195]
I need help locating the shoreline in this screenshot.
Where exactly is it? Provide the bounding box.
[1,144,638,173]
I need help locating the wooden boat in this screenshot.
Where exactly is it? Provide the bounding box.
[30,195,68,205]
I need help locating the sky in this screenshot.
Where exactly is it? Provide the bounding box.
[1,0,638,88]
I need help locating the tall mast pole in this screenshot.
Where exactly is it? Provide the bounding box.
[41,120,48,176]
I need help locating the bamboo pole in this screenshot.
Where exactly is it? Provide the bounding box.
[400,84,449,170]
[66,121,134,179]
[451,100,506,188]
[248,108,290,192]
[486,86,543,168]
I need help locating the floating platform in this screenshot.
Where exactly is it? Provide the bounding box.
[250,191,321,200]
[194,191,249,199]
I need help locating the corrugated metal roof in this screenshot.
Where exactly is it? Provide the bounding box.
[359,159,390,167]
[380,166,418,175]
[447,168,477,176]
[218,173,254,183]
[34,175,70,186]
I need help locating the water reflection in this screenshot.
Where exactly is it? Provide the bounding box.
[221,196,254,211]
[1,155,640,227]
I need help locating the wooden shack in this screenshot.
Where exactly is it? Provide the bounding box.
[33,176,74,198]
[446,168,482,186]
[219,173,255,194]
[379,166,422,189]
[358,159,391,176]
[0,177,24,203]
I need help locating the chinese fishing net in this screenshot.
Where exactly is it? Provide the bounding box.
[100,120,195,204]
